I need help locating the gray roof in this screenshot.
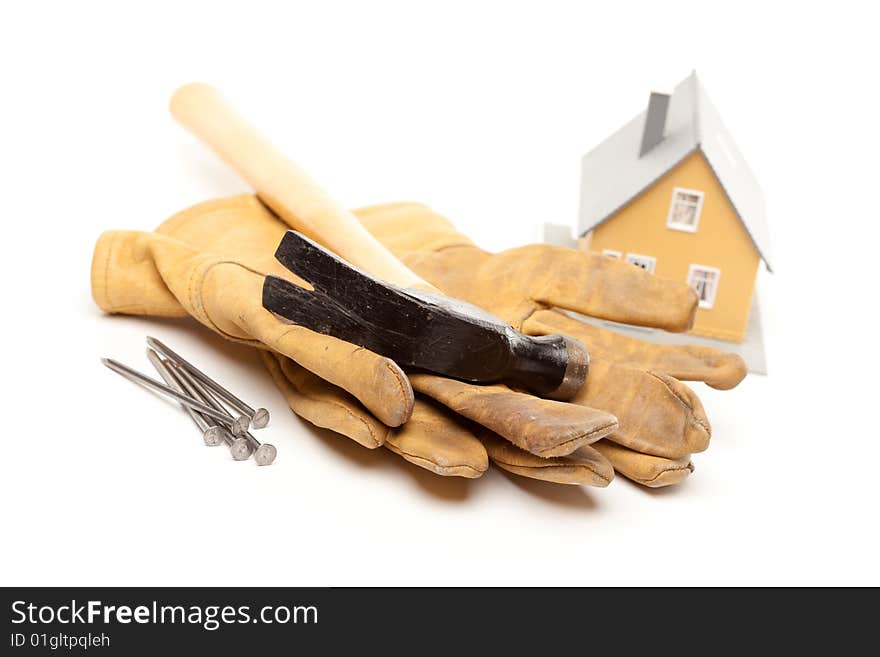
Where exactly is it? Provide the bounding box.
[578,72,773,271]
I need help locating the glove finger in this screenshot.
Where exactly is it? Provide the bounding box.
[384,397,489,478]
[575,358,711,459]
[92,225,415,428]
[357,203,696,331]
[203,263,414,427]
[268,353,488,478]
[476,429,614,487]
[592,440,694,488]
[509,244,699,332]
[260,351,390,448]
[91,230,194,317]
[523,308,747,390]
[409,373,617,457]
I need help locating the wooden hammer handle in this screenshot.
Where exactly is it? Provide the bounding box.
[170,83,428,290]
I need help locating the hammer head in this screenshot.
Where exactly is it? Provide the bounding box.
[262,231,588,400]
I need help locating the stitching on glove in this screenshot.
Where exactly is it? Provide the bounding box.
[422,384,614,456]
[533,419,618,456]
[380,361,412,413]
[646,371,711,437]
[493,457,613,485]
[193,260,266,345]
[515,302,544,332]
[637,462,694,485]
[100,231,118,310]
[297,393,386,449]
[428,242,482,254]
[386,445,484,477]
[188,255,224,325]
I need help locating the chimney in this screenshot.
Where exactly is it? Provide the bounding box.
[639,92,670,157]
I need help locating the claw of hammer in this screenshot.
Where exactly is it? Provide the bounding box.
[262,230,588,400]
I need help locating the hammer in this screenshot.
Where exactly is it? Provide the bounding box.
[169,84,589,400]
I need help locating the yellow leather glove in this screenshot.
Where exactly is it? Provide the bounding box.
[359,202,748,487]
[92,196,413,429]
[91,195,618,484]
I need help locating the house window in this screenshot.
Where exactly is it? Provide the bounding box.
[626,253,656,273]
[687,264,721,309]
[667,187,705,232]
[602,249,621,259]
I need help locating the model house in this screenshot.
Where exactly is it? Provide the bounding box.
[577,72,772,343]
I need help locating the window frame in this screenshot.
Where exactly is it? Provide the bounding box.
[687,263,721,309]
[602,249,622,259]
[666,187,705,233]
[625,253,657,273]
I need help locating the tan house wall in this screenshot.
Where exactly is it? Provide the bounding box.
[580,150,760,342]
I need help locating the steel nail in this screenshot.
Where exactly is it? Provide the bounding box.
[172,363,277,466]
[147,336,270,429]
[163,361,252,461]
[102,358,247,431]
[146,349,227,446]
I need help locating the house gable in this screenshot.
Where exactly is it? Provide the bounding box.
[578,72,772,272]
[583,150,760,342]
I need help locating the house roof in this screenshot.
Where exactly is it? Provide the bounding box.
[578,72,773,271]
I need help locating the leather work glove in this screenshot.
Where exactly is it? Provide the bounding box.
[358,202,748,487]
[91,195,620,485]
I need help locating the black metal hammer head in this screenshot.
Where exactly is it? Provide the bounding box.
[262,231,588,400]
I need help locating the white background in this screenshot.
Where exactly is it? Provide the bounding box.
[1,1,878,586]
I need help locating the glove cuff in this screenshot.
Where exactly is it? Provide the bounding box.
[91,230,189,317]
